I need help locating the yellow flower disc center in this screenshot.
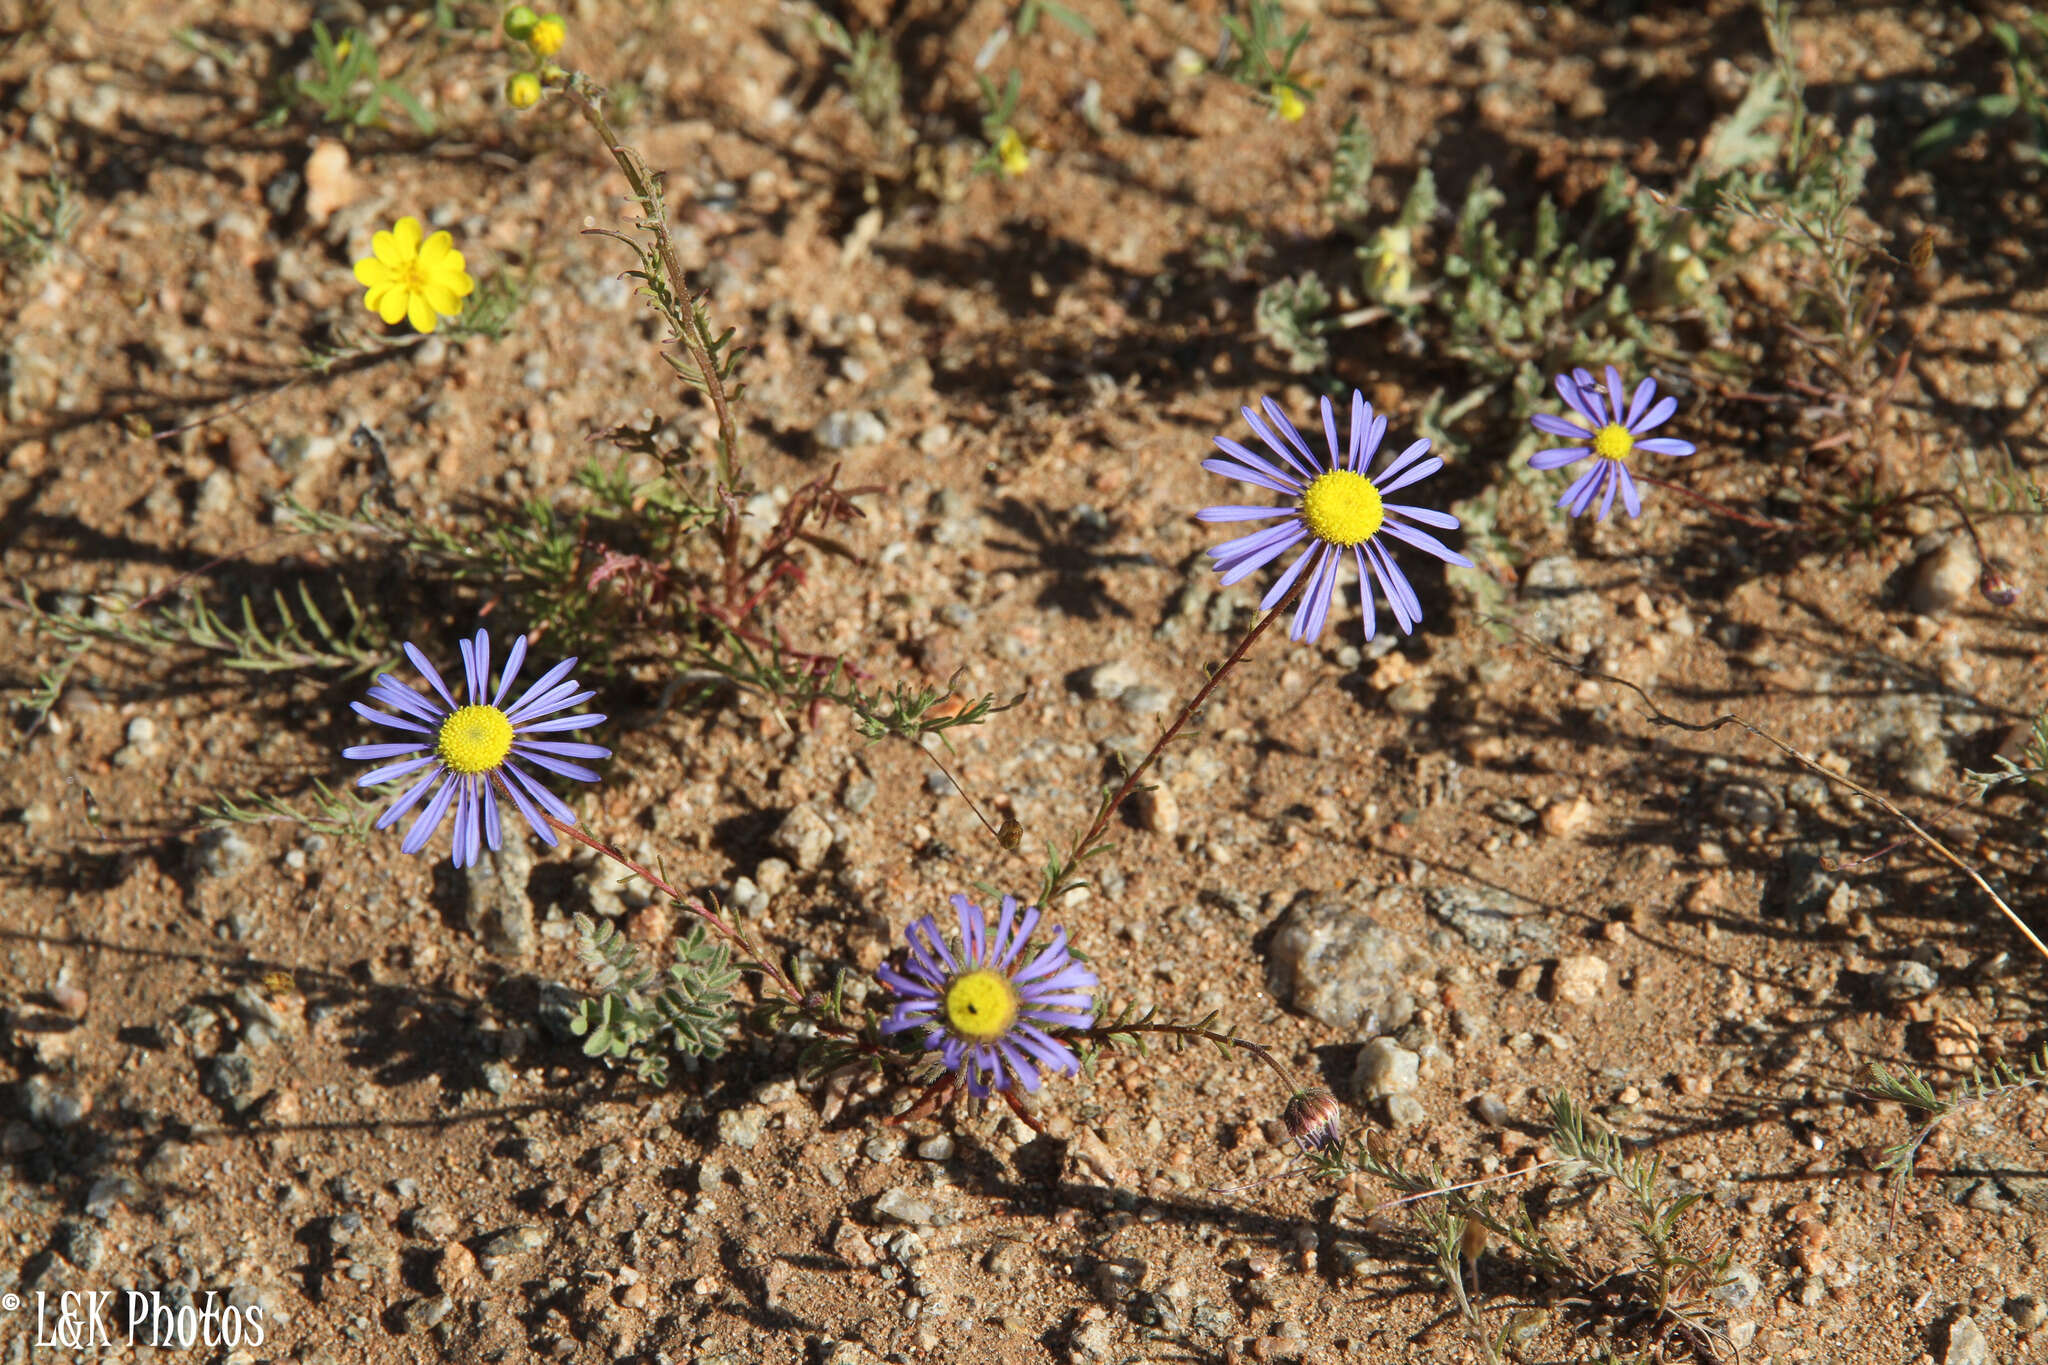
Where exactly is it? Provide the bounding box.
[1300,469,1385,547]
[943,968,1019,1043]
[436,705,514,775]
[1592,423,1635,462]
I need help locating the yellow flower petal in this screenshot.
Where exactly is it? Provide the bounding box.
[371,228,405,266]
[354,257,392,288]
[407,293,438,333]
[423,282,463,317]
[392,216,423,252]
[418,232,454,266]
[441,264,475,297]
[378,288,411,325]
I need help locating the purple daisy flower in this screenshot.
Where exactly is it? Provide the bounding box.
[342,629,610,868]
[1198,391,1474,643]
[877,894,1099,1098]
[1530,365,1697,519]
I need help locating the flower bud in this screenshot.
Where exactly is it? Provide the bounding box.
[502,5,538,39]
[1979,561,2020,608]
[505,71,541,110]
[1281,1087,1343,1151]
[528,12,567,56]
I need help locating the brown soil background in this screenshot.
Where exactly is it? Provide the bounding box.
[3,1,2046,1362]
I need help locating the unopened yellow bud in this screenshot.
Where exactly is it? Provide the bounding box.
[506,71,541,109]
[528,13,566,56]
[502,5,538,39]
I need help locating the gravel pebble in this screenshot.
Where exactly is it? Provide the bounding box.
[770,802,836,870]
[1353,1038,1420,1099]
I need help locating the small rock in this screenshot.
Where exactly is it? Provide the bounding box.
[770,802,836,871]
[436,1240,477,1293]
[396,1295,454,1335]
[50,983,88,1017]
[203,1051,260,1113]
[192,828,257,879]
[1471,1092,1509,1126]
[1910,538,1977,616]
[1265,895,1432,1033]
[193,469,237,522]
[1353,1038,1421,1100]
[1550,955,1609,1007]
[1710,1264,1760,1310]
[83,1176,135,1219]
[840,775,877,813]
[872,1189,935,1226]
[301,139,357,224]
[1883,959,1939,1001]
[754,857,792,896]
[1539,795,1593,837]
[1080,660,1141,700]
[54,1220,104,1271]
[141,1140,192,1183]
[463,839,536,958]
[2007,1294,2046,1331]
[1130,785,1179,835]
[404,1206,461,1241]
[716,1105,768,1151]
[1944,1314,1988,1365]
[20,1075,91,1129]
[1383,1094,1428,1128]
[815,409,885,450]
[1068,1316,1118,1362]
[914,1134,955,1161]
[477,1226,545,1258]
[1117,684,1172,715]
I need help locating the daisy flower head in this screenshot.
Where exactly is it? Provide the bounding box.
[1530,365,1696,520]
[1198,391,1474,643]
[343,629,609,868]
[877,894,1099,1098]
[352,216,475,335]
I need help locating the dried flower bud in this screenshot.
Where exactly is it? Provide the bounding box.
[1281,1087,1343,1151]
[1979,561,2019,608]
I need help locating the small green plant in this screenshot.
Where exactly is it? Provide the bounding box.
[275,20,437,133]
[1215,0,1313,118]
[198,777,382,843]
[568,914,740,1086]
[1916,10,2048,166]
[813,13,908,162]
[1326,1093,1734,1362]
[1868,1041,2048,1227]
[0,172,79,272]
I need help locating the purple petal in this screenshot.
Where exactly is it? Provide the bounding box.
[515,712,608,735]
[1628,395,1678,434]
[365,679,446,725]
[1237,406,1321,483]
[1257,397,1329,475]
[1257,536,1319,610]
[1379,518,1476,568]
[1367,541,1418,633]
[1532,412,1596,439]
[1210,438,1305,492]
[996,903,1041,970]
[1376,454,1444,496]
[1214,525,1308,585]
[954,893,985,966]
[507,680,592,723]
[502,760,578,826]
[1290,546,1339,641]
[400,774,460,855]
[512,738,611,760]
[493,634,529,707]
[1530,446,1593,471]
[1596,465,1622,520]
[481,779,503,852]
[1624,376,1658,428]
[355,753,439,786]
[1197,504,1296,523]
[459,629,488,705]
[1617,463,1643,518]
[372,766,444,826]
[1556,371,1606,427]
[1604,366,1628,428]
[1558,462,1607,518]
[1386,503,1460,530]
[1353,547,1378,642]
[510,745,602,782]
[402,642,458,709]
[1346,391,1370,470]
[349,701,434,735]
[1371,437,1435,487]
[1636,436,1695,457]
[504,656,577,718]
[494,768,555,845]
[343,741,429,761]
[1319,395,1342,471]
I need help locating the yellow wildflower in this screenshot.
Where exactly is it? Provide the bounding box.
[528,12,566,56]
[995,127,1030,177]
[352,217,475,334]
[1271,83,1306,122]
[506,71,541,109]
